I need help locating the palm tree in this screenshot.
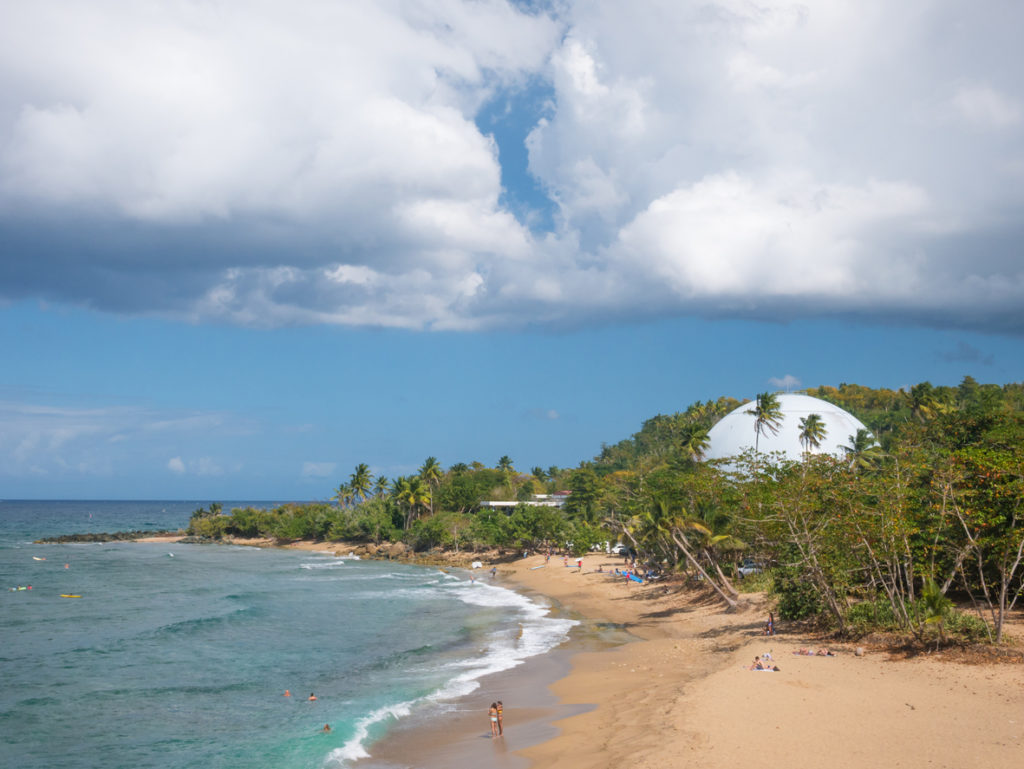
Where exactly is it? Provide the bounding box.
[798,414,827,456]
[531,466,547,481]
[904,382,945,423]
[648,495,738,609]
[746,392,784,457]
[419,456,442,514]
[841,428,884,473]
[334,482,353,508]
[449,462,469,476]
[349,463,373,503]
[679,424,711,461]
[373,475,389,498]
[397,475,430,529]
[497,456,514,472]
[921,577,953,650]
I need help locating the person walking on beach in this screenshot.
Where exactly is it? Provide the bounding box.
[488,703,499,737]
[496,701,504,735]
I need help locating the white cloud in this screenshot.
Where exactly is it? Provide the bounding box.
[302,462,337,478]
[526,408,560,421]
[952,82,1022,128]
[768,375,802,391]
[193,457,226,477]
[0,400,249,481]
[0,1,1021,334]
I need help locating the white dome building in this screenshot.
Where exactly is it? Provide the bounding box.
[705,393,871,463]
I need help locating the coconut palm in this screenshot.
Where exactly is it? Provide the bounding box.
[419,456,443,514]
[497,456,514,472]
[399,475,431,529]
[841,428,884,473]
[903,382,946,423]
[921,577,953,650]
[334,482,353,509]
[746,392,784,458]
[373,475,389,498]
[648,495,738,609]
[798,414,827,456]
[390,476,413,528]
[448,462,469,476]
[679,424,711,461]
[349,463,373,503]
[531,466,547,481]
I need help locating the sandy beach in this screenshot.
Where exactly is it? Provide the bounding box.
[503,552,1024,769]
[137,538,1024,769]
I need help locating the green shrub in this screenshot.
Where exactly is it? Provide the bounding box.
[773,565,823,620]
[736,568,773,593]
[943,609,991,643]
[188,515,228,539]
[845,597,901,634]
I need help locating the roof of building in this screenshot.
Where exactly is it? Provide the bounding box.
[705,393,871,463]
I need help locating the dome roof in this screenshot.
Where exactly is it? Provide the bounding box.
[705,393,870,463]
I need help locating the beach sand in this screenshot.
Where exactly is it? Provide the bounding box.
[137,539,1024,768]
[504,552,1024,769]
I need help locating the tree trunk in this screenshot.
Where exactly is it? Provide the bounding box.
[672,529,738,609]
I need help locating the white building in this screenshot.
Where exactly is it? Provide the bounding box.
[479,492,570,509]
[705,393,872,463]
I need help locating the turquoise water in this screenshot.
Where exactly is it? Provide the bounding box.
[0,501,575,769]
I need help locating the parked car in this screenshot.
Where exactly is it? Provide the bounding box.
[610,542,629,555]
[737,558,763,578]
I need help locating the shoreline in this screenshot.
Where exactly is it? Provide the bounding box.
[133,537,1024,769]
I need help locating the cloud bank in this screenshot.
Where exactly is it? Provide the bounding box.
[1,0,1022,333]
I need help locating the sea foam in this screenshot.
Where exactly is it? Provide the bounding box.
[320,575,576,768]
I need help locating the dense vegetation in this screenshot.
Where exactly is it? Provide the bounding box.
[189,377,1024,644]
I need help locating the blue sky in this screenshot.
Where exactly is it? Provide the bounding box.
[1,1,1022,499]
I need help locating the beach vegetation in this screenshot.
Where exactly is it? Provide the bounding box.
[175,377,1024,649]
[349,463,374,504]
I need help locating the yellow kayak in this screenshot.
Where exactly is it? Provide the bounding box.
[60,594,82,598]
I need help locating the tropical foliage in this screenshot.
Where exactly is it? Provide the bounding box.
[190,377,1024,645]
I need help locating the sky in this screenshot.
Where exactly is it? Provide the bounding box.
[1,0,1022,500]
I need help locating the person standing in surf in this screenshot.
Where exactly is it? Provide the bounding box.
[488,703,499,737]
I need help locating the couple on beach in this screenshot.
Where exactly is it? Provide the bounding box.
[488,701,504,737]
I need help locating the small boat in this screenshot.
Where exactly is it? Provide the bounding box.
[60,594,82,598]
[32,556,46,561]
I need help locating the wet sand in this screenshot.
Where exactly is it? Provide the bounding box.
[362,551,1024,769]
[137,540,1024,769]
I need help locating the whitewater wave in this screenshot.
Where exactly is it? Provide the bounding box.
[321,578,576,768]
[324,700,414,767]
[299,560,346,570]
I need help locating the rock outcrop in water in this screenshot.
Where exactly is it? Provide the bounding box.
[35,530,183,544]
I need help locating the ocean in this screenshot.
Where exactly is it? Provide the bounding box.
[0,501,576,769]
